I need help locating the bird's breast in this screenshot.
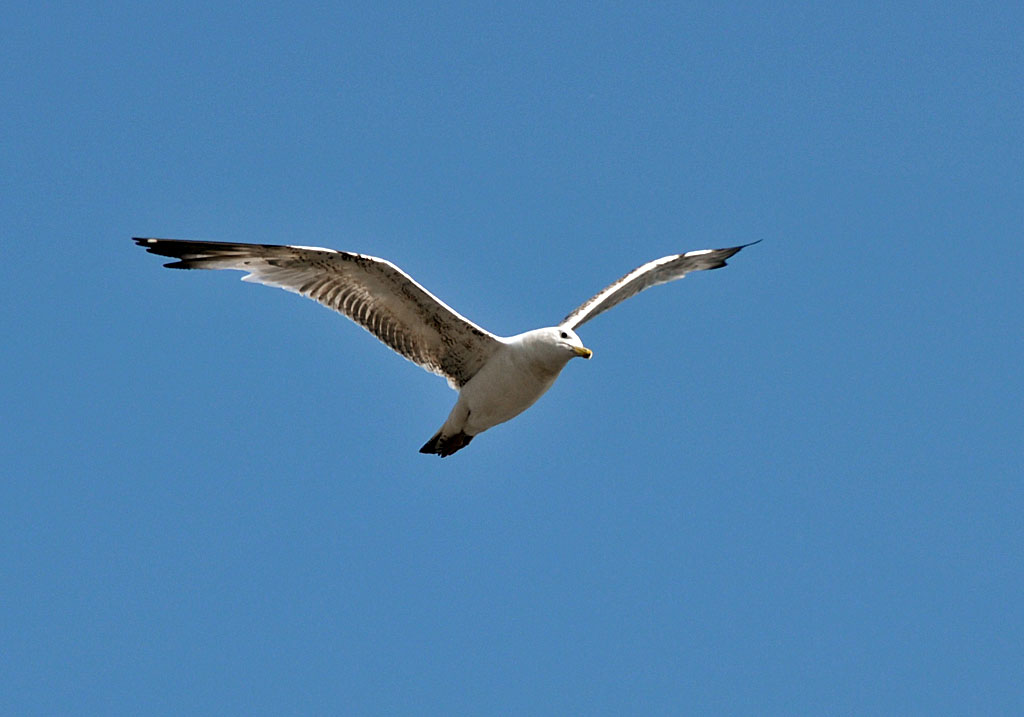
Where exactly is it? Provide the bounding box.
[458,348,566,433]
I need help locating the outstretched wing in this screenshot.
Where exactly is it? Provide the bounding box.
[134,238,502,388]
[559,241,759,330]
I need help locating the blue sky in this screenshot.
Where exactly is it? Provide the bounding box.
[2,1,1022,713]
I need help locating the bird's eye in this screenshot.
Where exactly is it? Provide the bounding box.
[560,331,568,339]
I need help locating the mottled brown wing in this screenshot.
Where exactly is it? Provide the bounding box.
[135,238,502,388]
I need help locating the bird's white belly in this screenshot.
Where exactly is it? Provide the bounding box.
[459,354,562,434]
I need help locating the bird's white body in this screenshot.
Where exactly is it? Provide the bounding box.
[439,328,589,440]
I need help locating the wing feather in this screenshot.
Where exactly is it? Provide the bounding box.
[134,238,502,387]
[559,241,760,330]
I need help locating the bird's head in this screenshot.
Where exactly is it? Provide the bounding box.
[545,326,592,360]
[509,327,593,374]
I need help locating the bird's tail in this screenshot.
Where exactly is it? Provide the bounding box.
[419,429,474,457]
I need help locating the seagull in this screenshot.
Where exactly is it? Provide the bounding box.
[134,237,758,456]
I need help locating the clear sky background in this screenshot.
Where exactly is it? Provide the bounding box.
[2,1,1022,713]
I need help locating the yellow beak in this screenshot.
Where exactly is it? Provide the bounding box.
[573,346,593,359]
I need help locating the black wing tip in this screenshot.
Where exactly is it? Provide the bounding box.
[133,237,180,254]
[706,239,762,269]
[132,237,189,245]
[133,237,175,257]
[133,237,208,250]
[133,237,217,269]
[722,238,763,254]
[133,236,164,252]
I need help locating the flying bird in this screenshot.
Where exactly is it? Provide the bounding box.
[134,237,758,456]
